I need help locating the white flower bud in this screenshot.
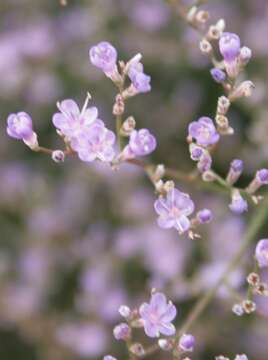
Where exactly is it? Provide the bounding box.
[52,150,65,163]
[121,116,136,136]
[217,96,230,115]
[118,305,131,318]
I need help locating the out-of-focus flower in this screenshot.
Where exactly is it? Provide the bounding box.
[226,159,244,185]
[139,292,177,337]
[188,117,219,146]
[197,209,212,224]
[113,323,131,340]
[56,323,108,358]
[229,190,248,214]
[52,98,98,139]
[219,32,241,62]
[178,333,195,352]
[89,41,117,74]
[246,168,268,194]
[71,120,116,163]
[103,356,117,360]
[154,188,195,233]
[255,239,268,268]
[210,68,226,83]
[234,355,248,360]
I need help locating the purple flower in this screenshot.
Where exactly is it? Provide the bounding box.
[52,98,98,139]
[154,188,194,233]
[219,32,241,62]
[197,209,212,224]
[255,239,268,268]
[256,169,268,184]
[71,120,116,163]
[189,144,204,161]
[89,41,117,74]
[226,159,244,185]
[178,334,195,352]
[128,61,151,93]
[229,190,248,214]
[188,117,219,146]
[113,323,131,340]
[210,68,226,83]
[103,356,117,360]
[139,292,177,338]
[7,112,34,141]
[129,129,156,156]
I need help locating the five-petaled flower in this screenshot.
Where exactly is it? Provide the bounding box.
[52,98,98,139]
[139,292,177,338]
[154,188,195,234]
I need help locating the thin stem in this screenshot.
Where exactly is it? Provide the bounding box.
[116,114,124,151]
[141,193,268,358]
[177,192,268,336]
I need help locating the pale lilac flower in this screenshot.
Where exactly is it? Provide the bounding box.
[139,292,177,338]
[256,168,268,184]
[255,239,268,267]
[210,68,226,83]
[7,112,34,141]
[52,98,98,139]
[240,47,252,63]
[129,129,156,156]
[154,188,194,233]
[234,355,248,360]
[71,120,116,163]
[178,334,195,352]
[89,41,117,74]
[113,323,131,340]
[188,117,219,146]
[219,32,241,62]
[128,61,151,93]
[197,209,212,224]
[229,190,248,214]
[103,356,117,360]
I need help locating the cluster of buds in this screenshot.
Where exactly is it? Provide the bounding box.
[247,272,268,296]
[232,299,256,316]
[199,18,226,55]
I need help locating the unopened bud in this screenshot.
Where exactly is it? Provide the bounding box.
[158,338,174,351]
[113,94,125,115]
[247,272,260,287]
[217,96,230,115]
[52,150,65,163]
[207,25,221,40]
[154,164,165,181]
[118,305,131,318]
[121,116,136,136]
[195,10,210,24]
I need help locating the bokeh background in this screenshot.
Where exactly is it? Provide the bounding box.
[1,0,268,359]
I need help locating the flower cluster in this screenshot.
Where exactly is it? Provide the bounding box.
[104,291,195,360]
